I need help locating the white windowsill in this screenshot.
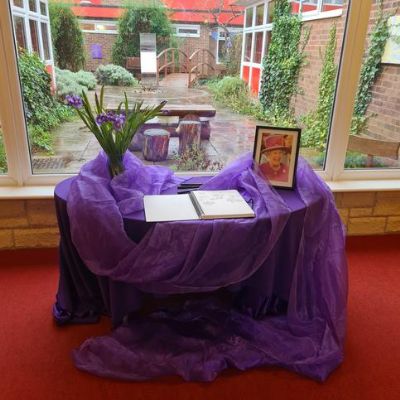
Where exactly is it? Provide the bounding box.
[1,178,400,199]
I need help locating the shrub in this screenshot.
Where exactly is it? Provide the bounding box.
[55,68,96,97]
[75,70,97,90]
[56,68,86,97]
[95,64,138,86]
[18,51,73,151]
[112,1,173,66]
[49,2,85,71]
[207,76,296,127]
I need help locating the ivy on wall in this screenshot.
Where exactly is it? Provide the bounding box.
[301,24,337,151]
[351,0,393,135]
[259,0,309,123]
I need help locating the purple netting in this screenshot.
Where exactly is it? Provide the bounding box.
[67,151,347,382]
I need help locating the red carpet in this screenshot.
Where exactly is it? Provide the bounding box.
[0,236,399,400]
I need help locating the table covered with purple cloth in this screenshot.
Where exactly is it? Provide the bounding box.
[53,151,347,382]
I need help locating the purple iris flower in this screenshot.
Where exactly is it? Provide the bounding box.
[113,113,126,131]
[95,113,109,126]
[66,95,83,109]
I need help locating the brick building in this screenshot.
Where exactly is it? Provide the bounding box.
[70,0,244,72]
[237,0,400,144]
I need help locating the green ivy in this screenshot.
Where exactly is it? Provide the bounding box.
[49,2,85,71]
[259,0,309,122]
[302,24,337,151]
[352,0,392,135]
[18,50,73,152]
[112,1,173,66]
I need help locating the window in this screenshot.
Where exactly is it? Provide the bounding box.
[0,0,399,188]
[13,16,27,50]
[172,24,200,38]
[253,31,263,64]
[344,5,400,170]
[29,0,37,12]
[41,22,50,60]
[81,20,118,34]
[256,4,265,26]
[245,7,253,27]
[40,1,47,16]
[29,19,39,54]
[13,0,23,8]
[244,33,252,62]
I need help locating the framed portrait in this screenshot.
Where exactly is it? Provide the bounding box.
[253,126,301,189]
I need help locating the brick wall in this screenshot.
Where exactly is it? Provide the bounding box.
[292,0,400,143]
[83,32,117,72]
[1,192,399,249]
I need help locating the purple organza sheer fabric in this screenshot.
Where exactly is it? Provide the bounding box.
[67,151,347,382]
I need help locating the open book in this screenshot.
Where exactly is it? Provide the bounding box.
[143,190,255,222]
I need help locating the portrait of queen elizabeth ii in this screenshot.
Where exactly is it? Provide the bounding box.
[253,126,301,189]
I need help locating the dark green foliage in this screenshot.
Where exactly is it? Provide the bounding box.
[259,0,308,122]
[206,76,295,127]
[351,0,392,135]
[18,51,73,151]
[302,24,337,151]
[112,1,173,66]
[49,2,85,71]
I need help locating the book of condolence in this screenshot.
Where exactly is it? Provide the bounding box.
[144,190,255,222]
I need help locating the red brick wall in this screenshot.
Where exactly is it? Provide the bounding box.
[292,2,347,119]
[292,0,400,143]
[83,32,117,72]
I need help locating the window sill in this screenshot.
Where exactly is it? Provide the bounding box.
[1,178,400,199]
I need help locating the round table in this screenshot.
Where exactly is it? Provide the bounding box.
[54,177,310,327]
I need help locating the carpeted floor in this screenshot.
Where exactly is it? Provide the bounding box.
[0,235,399,400]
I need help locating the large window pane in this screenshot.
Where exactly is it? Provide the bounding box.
[13,16,27,50]
[345,5,400,169]
[29,0,37,12]
[29,19,40,54]
[244,33,253,62]
[245,7,253,27]
[256,4,264,26]
[6,0,351,175]
[41,22,50,60]
[253,32,263,64]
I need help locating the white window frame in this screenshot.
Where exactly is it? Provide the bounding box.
[81,19,118,35]
[1,0,400,197]
[172,24,201,38]
[10,0,53,63]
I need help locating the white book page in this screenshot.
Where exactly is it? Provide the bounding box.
[192,190,255,219]
[144,194,199,222]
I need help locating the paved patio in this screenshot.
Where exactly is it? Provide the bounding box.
[31,85,258,174]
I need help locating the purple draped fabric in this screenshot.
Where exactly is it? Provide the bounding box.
[67,151,347,382]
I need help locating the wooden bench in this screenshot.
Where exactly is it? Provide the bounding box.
[348,134,400,167]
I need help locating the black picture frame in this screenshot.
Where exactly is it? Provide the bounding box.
[253,125,301,189]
